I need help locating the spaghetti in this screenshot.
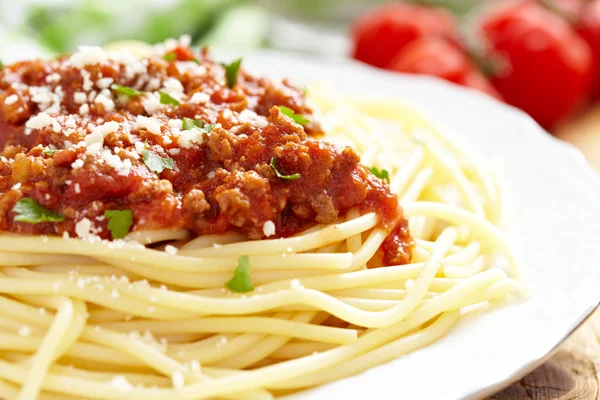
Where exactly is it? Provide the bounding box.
[0,38,523,400]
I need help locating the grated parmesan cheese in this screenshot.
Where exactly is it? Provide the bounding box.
[85,121,119,154]
[94,93,115,112]
[262,220,275,237]
[18,326,32,337]
[177,128,203,148]
[79,103,89,115]
[135,115,162,135]
[290,279,303,289]
[100,150,132,176]
[96,77,114,89]
[75,218,92,239]
[171,371,185,389]
[26,112,54,130]
[4,94,18,105]
[165,245,178,256]
[189,360,201,374]
[69,46,107,67]
[74,92,87,104]
[71,159,84,169]
[190,92,210,104]
[46,73,61,84]
[142,92,161,114]
[110,376,133,393]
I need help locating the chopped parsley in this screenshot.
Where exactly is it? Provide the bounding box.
[159,91,180,106]
[270,157,300,181]
[111,84,143,98]
[278,106,309,125]
[104,210,133,240]
[43,149,60,155]
[221,58,242,88]
[164,52,200,64]
[225,255,254,293]
[142,147,174,174]
[12,198,65,224]
[368,167,390,183]
[182,117,216,134]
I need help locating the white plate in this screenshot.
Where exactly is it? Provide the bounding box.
[232,51,600,399]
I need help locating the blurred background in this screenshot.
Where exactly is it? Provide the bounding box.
[1,0,600,139]
[0,0,481,58]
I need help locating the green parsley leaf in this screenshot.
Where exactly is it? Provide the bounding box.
[104,210,133,240]
[225,255,254,293]
[12,198,65,224]
[142,147,174,174]
[182,117,216,134]
[221,58,242,88]
[278,106,310,125]
[159,91,180,106]
[270,157,300,181]
[43,149,60,155]
[163,52,176,61]
[0,60,4,70]
[368,167,390,184]
[111,84,143,98]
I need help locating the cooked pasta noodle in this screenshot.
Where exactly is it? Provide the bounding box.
[0,42,524,400]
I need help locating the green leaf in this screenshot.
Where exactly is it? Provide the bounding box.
[104,210,133,240]
[142,147,174,174]
[270,157,300,181]
[43,149,60,155]
[163,52,176,61]
[221,58,242,88]
[278,106,309,126]
[0,60,3,70]
[182,117,216,134]
[111,84,144,98]
[159,91,180,106]
[368,167,390,184]
[225,255,254,293]
[12,198,65,224]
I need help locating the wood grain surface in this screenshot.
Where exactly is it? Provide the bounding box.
[488,105,600,400]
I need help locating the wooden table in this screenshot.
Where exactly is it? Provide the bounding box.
[489,105,600,399]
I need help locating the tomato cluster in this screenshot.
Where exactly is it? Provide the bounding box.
[351,0,600,130]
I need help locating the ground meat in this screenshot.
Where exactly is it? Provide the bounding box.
[0,40,412,265]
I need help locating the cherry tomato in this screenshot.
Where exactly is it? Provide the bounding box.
[576,0,600,99]
[388,37,503,100]
[351,3,459,69]
[479,0,593,128]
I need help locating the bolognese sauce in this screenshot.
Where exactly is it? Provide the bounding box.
[0,38,412,265]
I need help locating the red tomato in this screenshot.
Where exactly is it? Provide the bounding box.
[479,0,593,128]
[388,37,503,100]
[576,0,600,99]
[351,3,459,69]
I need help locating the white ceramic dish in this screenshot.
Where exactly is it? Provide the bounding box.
[230,51,600,400]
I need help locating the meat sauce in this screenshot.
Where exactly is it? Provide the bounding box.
[0,39,413,265]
